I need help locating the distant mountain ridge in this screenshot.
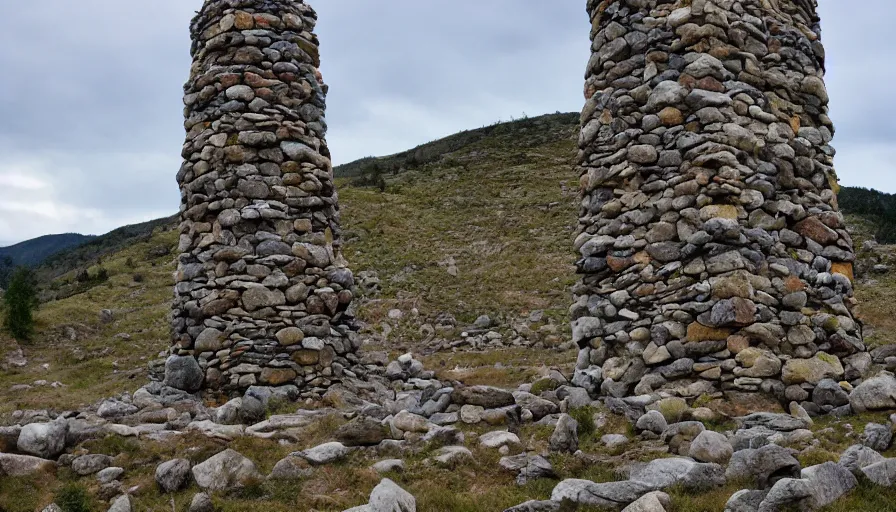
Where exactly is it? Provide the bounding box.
[0,233,96,267]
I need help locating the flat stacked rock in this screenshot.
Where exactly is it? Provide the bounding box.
[170,0,359,396]
[571,0,866,407]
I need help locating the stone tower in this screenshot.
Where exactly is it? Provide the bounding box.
[572,0,867,409]
[168,0,359,396]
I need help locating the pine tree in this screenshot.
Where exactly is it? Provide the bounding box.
[3,267,37,341]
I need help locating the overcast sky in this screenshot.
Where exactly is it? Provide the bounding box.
[0,1,891,245]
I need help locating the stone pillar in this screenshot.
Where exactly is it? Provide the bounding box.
[169,0,358,395]
[572,0,867,409]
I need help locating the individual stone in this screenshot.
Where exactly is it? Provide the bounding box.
[269,456,313,480]
[499,454,555,485]
[550,479,652,508]
[368,478,416,512]
[163,355,204,393]
[299,442,352,465]
[549,414,578,453]
[191,449,262,491]
[839,444,886,475]
[861,458,896,486]
[688,431,733,464]
[17,420,68,459]
[621,491,671,512]
[503,501,560,512]
[432,446,474,467]
[0,453,57,476]
[801,462,857,508]
[636,411,668,435]
[630,457,725,491]
[479,431,521,450]
[781,353,844,385]
[189,493,214,512]
[452,386,515,408]
[72,454,113,476]
[156,459,191,493]
[372,459,405,474]
[108,495,132,512]
[726,445,801,488]
[862,423,893,451]
[850,372,896,413]
[336,417,390,447]
[97,467,124,484]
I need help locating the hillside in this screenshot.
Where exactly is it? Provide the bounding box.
[0,115,894,511]
[0,234,96,288]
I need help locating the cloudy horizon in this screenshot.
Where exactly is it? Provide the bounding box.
[0,0,892,246]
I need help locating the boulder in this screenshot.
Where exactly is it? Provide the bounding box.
[108,495,132,512]
[549,414,578,453]
[452,386,515,408]
[191,449,262,491]
[756,478,813,512]
[368,478,416,512]
[17,419,68,459]
[499,453,555,485]
[268,456,313,480]
[726,445,801,488]
[72,454,113,476]
[156,459,192,493]
[189,493,214,512]
[850,372,896,413]
[781,353,843,385]
[738,413,809,432]
[630,457,725,491]
[724,489,769,512]
[480,431,521,450]
[622,491,671,512]
[298,442,352,465]
[372,459,405,474]
[392,411,432,433]
[862,423,893,451]
[801,462,857,508]
[550,479,652,508]
[336,417,390,447]
[688,430,733,464]
[0,453,57,476]
[636,411,668,435]
[164,355,204,393]
[861,458,896,486]
[97,467,124,484]
[839,444,886,475]
[432,446,473,467]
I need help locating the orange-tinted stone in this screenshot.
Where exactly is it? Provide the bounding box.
[831,262,854,283]
[687,323,733,343]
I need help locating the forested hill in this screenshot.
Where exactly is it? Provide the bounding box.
[839,187,896,243]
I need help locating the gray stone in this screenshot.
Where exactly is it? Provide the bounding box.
[97,467,124,484]
[191,449,262,491]
[72,454,113,476]
[630,457,725,491]
[839,444,886,475]
[863,423,893,451]
[726,445,801,488]
[861,458,896,486]
[801,462,858,508]
[17,419,68,459]
[368,478,416,512]
[189,493,214,512]
[549,414,578,453]
[372,459,405,474]
[156,459,191,493]
[452,386,515,408]
[164,355,204,393]
[0,453,56,476]
[636,411,668,435]
[503,501,560,512]
[551,479,652,508]
[269,456,313,480]
[724,489,769,512]
[688,430,733,464]
[480,431,521,449]
[756,478,813,512]
[432,446,473,467]
[621,491,671,512]
[739,412,809,432]
[298,442,352,465]
[108,495,132,512]
[336,417,390,447]
[851,373,896,413]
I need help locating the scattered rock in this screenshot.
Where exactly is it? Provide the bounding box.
[298,442,352,465]
[17,419,68,459]
[0,453,57,476]
[156,459,192,493]
[622,491,671,512]
[549,414,578,453]
[191,449,262,491]
[551,479,652,508]
[688,430,733,464]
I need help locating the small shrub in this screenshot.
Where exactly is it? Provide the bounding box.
[132,273,144,283]
[569,406,597,437]
[530,378,560,396]
[3,267,38,342]
[125,257,135,268]
[56,483,92,512]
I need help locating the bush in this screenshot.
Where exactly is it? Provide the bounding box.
[56,483,92,512]
[3,267,38,342]
[569,406,597,437]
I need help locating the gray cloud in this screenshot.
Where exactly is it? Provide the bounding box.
[0,0,891,244]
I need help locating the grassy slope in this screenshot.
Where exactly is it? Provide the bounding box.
[0,114,895,510]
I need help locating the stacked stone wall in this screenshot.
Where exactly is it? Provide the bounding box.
[572,0,867,411]
[170,0,359,395]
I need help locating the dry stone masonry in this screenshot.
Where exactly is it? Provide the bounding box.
[572,0,867,410]
[170,0,359,396]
